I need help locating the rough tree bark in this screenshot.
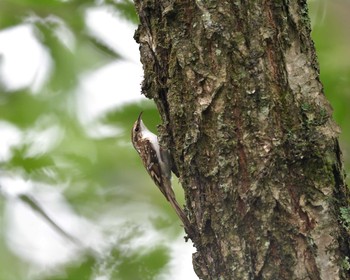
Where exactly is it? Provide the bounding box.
[134,1,350,279]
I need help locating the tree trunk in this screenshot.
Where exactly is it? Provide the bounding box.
[134,1,350,279]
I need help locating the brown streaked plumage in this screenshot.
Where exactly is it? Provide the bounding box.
[131,112,194,237]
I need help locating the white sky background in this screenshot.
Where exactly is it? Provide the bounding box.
[0,6,198,280]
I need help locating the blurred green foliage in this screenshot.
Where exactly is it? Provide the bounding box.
[0,0,349,279]
[0,0,182,279]
[309,0,350,173]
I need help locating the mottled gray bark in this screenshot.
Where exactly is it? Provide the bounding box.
[134,0,350,279]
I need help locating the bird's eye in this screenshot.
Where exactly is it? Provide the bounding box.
[134,125,139,132]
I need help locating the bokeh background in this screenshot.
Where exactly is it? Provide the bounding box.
[0,0,349,279]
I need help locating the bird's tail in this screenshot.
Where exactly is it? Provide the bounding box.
[167,193,194,237]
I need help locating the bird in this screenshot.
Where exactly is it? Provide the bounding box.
[131,112,194,237]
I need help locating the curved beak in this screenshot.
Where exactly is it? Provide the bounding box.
[137,111,143,124]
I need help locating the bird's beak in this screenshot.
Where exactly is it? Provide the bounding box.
[137,111,143,124]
